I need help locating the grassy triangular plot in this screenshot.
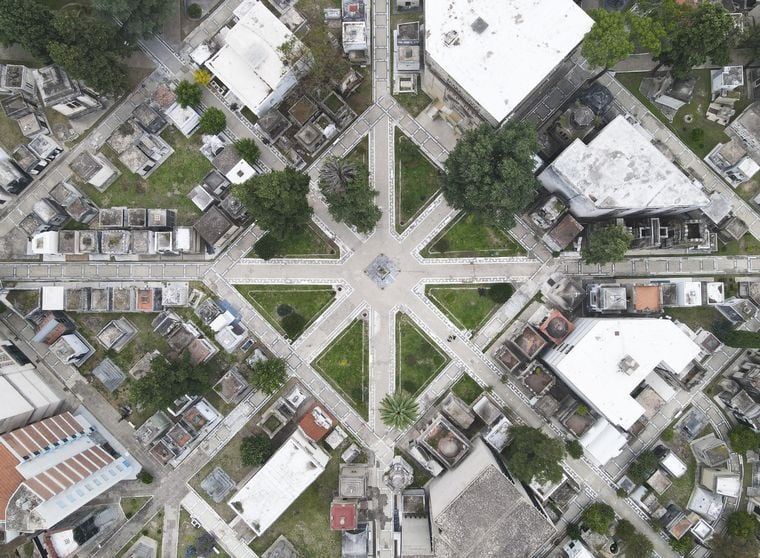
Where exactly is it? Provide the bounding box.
[396,313,450,396]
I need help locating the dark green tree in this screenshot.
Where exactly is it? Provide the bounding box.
[441,122,540,231]
[379,391,418,430]
[624,531,655,558]
[319,158,380,233]
[742,22,760,62]
[94,0,172,40]
[582,225,633,265]
[566,439,584,459]
[711,532,760,558]
[0,0,58,59]
[729,425,760,454]
[175,80,203,108]
[582,503,615,534]
[234,138,261,166]
[727,511,758,541]
[233,168,313,240]
[253,234,279,260]
[616,519,636,541]
[48,12,130,95]
[130,355,212,411]
[487,283,514,304]
[249,358,287,395]
[504,426,565,484]
[627,450,658,484]
[657,3,734,79]
[137,470,154,484]
[567,523,582,541]
[199,107,227,134]
[281,313,306,339]
[187,4,202,19]
[582,10,633,69]
[240,435,272,467]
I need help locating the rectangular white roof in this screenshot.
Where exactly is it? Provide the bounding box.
[544,318,701,430]
[229,429,329,535]
[41,286,65,311]
[543,116,710,212]
[206,0,301,116]
[424,0,592,123]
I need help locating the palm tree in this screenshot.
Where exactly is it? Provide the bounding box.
[319,157,356,195]
[379,391,418,430]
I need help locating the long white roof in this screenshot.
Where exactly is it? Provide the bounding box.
[544,318,701,430]
[229,429,329,535]
[545,116,710,211]
[424,0,592,123]
[206,0,300,115]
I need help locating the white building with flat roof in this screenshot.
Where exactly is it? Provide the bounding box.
[206,0,306,117]
[229,429,329,535]
[422,0,592,125]
[543,318,701,430]
[539,116,710,218]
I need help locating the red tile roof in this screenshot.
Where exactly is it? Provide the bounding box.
[330,501,357,531]
[298,403,335,442]
[0,445,22,520]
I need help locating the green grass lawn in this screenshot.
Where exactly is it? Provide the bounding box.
[76,127,211,224]
[313,319,369,419]
[40,0,92,10]
[121,496,151,519]
[423,213,526,258]
[395,128,441,231]
[178,508,230,558]
[235,285,336,340]
[717,233,760,255]
[425,284,510,331]
[0,112,26,152]
[250,453,341,557]
[396,313,449,396]
[615,70,746,159]
[665,306,730,333]
[115,510,163,558]
[247,225,339,258]
[451,374,483,405]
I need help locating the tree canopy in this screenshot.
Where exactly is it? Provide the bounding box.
[93,0,172,40]
[582,225,633,265]
[726,511,758,541]
[279,24,350,96]
[240,435,272,467]
[176,80,203,108]
[234,168,313,241]
[581,10,665,69]
[319,158,381,233]
[130,355,212,411]
[504,425,565,484]
[627,450,658,484]
[656,1,734,79]
[0,0,58,59]
[379,391,418,430]
[729,425,760,454]
[234,138,261,166]
[441,122,540,231]
[582,503,615,534]
[199,107,227,135]
[566,439,584,459]
[249,358,287,395]
[711,532,760,558]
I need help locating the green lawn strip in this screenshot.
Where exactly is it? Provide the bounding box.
[396,313,449,397]
[178,508,230,558]
[451,374,483,405]
[115,510,163,558]
[664,306,730,333]
[345,134,369,166]
[312,319,369,419]
[75,127,210,224]
[615,70,737,159]
[250,452,341,557]
[423,213,526,258]
[235,284,336,339]
[394,128,441,231]
[717,233,760,256]
[247,224,339,259]
[425,284,505,331]
[120,496,151,519]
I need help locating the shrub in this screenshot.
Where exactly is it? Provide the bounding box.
[249,358,287,395]
[187,3,202,18]
[488,283,514,303]
[567,523,582,541]
[175,80,202,108]
[234,138,261,166]
[576,404,589,416]
[254,235,279,260]
[670,536,694,554]
[616,519,635,541]
[661,425,674,442]
[137,470,154,484]
[729,425,760,454]
[193,68,211,86]
[627,450,658,484]
[281,312,306,338]
[727,511,758,541]
[199,107,226,134]
[566,439,583,459]
[582,502,615,534]
[240,435,272,466]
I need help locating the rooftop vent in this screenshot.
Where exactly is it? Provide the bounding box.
[443,30,459,47]
[471,17,488,34]
[618,355,639,375]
